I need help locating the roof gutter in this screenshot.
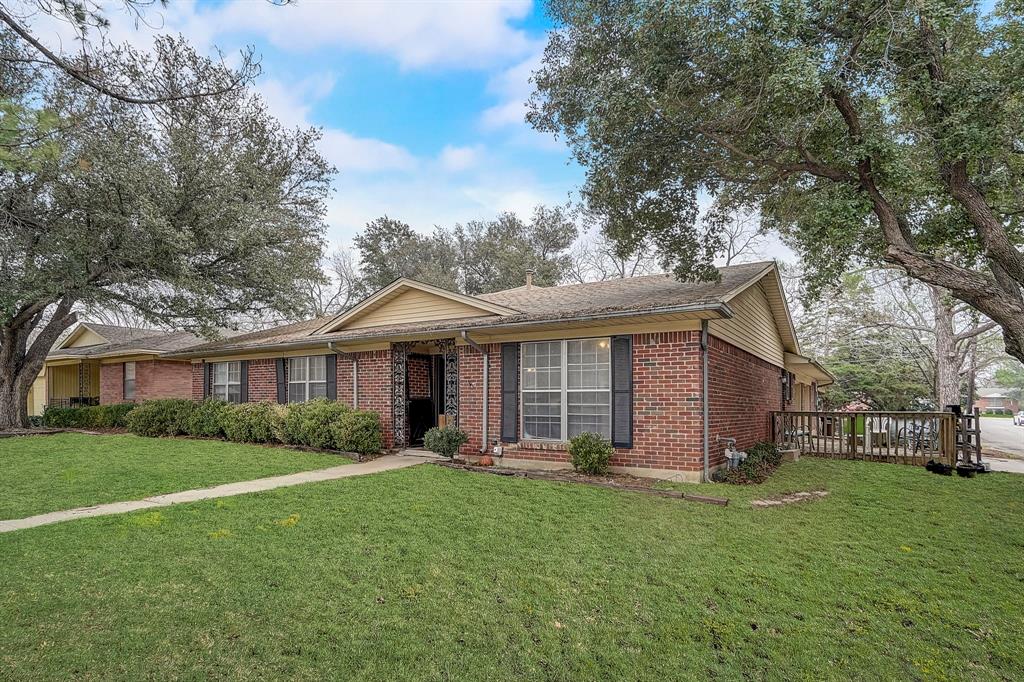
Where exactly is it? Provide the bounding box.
[460,331,489,453]
[164,301,736,359]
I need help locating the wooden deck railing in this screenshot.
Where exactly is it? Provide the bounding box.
[770,411,968,466]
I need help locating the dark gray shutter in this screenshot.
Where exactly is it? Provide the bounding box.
[239,360,249,403]
[611,335,633,448]
[325,354,337,400]
[276,358,287,404]
[203,363,211,399]
[500,343,519,443]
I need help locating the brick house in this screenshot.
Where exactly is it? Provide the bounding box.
[169,261,832,481]
[975,387,1019,414]
[31,323,199,414]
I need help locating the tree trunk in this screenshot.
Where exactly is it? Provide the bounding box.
[0,373,31,429]
[929,286,961,410]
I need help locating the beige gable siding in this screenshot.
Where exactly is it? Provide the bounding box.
[65,327,107,348]
[343,288,497,330]
[709,283,786,367]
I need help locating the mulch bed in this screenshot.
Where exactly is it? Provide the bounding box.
[435,460,729,506]
[0,428,105,438]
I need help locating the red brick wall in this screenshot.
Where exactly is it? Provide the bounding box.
[408,355,431,399]
[247,359,277,402]
[100,363,124,404]
[102,360,191,403]
[353,349,394,448]
[707,335,783,468]
[462,332,781,474]
[191,362,204,401]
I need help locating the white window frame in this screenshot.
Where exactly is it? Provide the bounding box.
[288,355,328,404]
[520,338,612,442]
[211,361,241,403]
[123,361,136,400]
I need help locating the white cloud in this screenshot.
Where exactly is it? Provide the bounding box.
[480,49,544,130]
[257,75,417,173]
[437,144,482,172]
[217,0,535,69]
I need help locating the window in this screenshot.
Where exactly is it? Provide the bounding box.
[288,355,327,403]
[521,338,611,441]
[211,361,241,403]
[123,362,136,400]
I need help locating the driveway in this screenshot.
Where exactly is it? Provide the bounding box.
[979,417,1024,473]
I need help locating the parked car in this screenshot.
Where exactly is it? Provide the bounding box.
[1014,411,1024,426]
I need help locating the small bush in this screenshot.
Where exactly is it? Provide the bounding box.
[332,410,383,455]
[423,426,468,458]
[43,403,137,429]
[125,399,194,437]
[276,399,350,449]
[568,432,615,475]
[186,399,228,438]
[220,402,278,443]
[713,440,782,484]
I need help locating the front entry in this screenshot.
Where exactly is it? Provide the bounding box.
[392,339,459,448]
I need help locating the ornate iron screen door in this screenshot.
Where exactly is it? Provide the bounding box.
[391,342,412,448]
[435,338,459,427]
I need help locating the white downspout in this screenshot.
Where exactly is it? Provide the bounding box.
[460,331,488,453]
[701,320,710,482]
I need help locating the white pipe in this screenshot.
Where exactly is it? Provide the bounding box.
[460,331,488,452]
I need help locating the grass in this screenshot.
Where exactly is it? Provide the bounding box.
[0,457,1022,679]
[0,433,348,519]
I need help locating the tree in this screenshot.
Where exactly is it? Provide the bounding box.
[530,0,1024,363]
[0,34,331,428]
[453,206,577,293]
[993,361,1024,401]
[564,230,660,283]
[0,0,263,104]
[353,216,459,293]
[352,206,578,296]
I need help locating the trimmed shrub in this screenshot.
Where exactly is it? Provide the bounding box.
[42,403,137,429]
[186,399,228,438]
[423,426,468,458]
[713,440,782,484]
[124,399,194,437]
[332,410,383,456]
[568,432,615,475]
[220,402,278,443]
[277,398,350,449]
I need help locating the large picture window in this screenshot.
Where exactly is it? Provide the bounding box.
[521,338,611,441]
[212,361,241,403]
[288,356,327,403]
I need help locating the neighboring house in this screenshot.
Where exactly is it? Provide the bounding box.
[30,323,200,415]
[975,387,1019,414]
[168,261,832,480]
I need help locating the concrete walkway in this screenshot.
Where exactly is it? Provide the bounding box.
[0,454,428,534]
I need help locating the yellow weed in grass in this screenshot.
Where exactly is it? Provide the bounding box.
[208,528,232,539]
[900,545,913,553]
[275,513,300,527]
[128,512,163,528]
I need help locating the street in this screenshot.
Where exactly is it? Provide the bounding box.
[979,417,1024,473]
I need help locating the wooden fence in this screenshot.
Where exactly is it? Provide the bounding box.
[770,410,981,466]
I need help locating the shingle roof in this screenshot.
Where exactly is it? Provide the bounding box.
[476,261,771,315]
[170,261,777,357]
[977,387,1012,399]
[49,325,205,359]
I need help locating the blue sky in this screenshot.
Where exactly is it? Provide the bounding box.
[38,0,583,251]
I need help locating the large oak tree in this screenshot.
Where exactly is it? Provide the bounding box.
[0,33,331,427]
[529,0,1024,362]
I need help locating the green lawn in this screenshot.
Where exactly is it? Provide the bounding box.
[0,433,347,519]
[1,457,1022,680]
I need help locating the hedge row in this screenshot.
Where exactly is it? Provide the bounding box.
[42,403,137,429]
[123,398,383,455]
